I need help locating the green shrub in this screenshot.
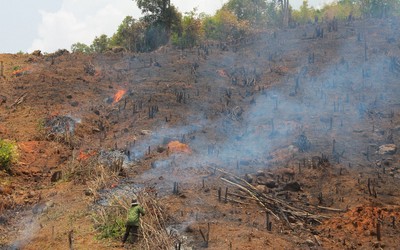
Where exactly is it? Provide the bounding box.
[93,206,126,240]
[96,216,125,239]
[12,66,21,71]
[0,139,18,172]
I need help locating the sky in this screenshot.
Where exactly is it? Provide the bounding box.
[0,0,333,53]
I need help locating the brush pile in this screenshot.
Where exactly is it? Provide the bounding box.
[217,168,330,227]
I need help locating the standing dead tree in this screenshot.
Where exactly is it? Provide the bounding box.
[280,0,290,28]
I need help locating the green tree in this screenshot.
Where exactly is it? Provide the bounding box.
[110,16,135,48]
[90,34,110,53]
[321,0,362,20]
[299,0,311,23]
[71,42,92,53]
[203,9,251,42]
[265,1,282,26]
[110,17,150,52]
[358,0,400,18]
[223,0,268,26]
[133,0,182,51]
[134,0,180,34]
[172,9,203,48]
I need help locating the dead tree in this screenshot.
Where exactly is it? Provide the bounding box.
[280,0,290,27]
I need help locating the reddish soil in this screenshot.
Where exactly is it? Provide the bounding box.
[1,18,400,249]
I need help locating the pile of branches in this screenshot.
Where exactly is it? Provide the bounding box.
[92,189,176,249]
[216,168,329,227]
[137,190,177,249]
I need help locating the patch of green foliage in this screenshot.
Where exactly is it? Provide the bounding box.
[94,211,126,240]
[12,66,21,71]
[0,139,18,172]
[92,195,129,240]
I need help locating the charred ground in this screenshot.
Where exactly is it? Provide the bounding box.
[1,18,400,249]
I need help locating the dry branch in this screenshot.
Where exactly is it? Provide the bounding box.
[317,205,347,212]
[10,92,27,108]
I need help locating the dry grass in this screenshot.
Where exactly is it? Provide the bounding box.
[62,152,122,200]
[63,152,176,248]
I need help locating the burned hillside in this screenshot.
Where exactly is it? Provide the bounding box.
[1,17,400,249]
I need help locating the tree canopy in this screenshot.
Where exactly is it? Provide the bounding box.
[223,0,268,26]
[69,0,400,54]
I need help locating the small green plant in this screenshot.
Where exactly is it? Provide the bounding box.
[92,200,128,240]
[12,65,21,71]
[36,119,46,139]
[95,212,126,239]
[0,139,18,172]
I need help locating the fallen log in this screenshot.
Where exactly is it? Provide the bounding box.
[317,205,347,212]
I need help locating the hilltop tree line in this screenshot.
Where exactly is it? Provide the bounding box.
[71,0,400,53]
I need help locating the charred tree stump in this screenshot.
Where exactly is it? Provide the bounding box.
[332,139,336,155]
[308,53,315,64]
[148,105,159,119]
[318,192,323,205]
[315,25,324,38]
[266,212,272,231]
[173,182,179,195]
[377,221,381,241]
[175,241,182,250]
[367,178,372,196]
[0,61,3,78]
[68,230,74,250]
[199,223,210,247]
